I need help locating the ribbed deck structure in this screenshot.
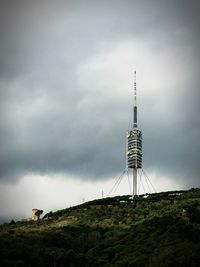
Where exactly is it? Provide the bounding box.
[127,129,142,169]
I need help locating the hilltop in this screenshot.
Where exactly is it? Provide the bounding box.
[0,188,200,266]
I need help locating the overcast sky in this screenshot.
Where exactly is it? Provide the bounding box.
[0,0,200,222]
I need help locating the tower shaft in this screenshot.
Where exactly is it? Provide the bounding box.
[133,168,137,196]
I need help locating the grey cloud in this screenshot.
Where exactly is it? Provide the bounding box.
[0,0,199,188]
[142,80,200,187]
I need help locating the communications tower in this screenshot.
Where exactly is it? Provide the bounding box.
[127,70,142,198]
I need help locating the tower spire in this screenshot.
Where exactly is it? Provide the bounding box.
[133,70,137,128]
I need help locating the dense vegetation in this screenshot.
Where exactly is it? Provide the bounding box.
[0,188,200,266]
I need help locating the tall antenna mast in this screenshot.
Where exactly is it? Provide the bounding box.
[127,70,142,198]
[133,70,137,128]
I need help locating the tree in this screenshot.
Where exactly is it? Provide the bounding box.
[35,210,43,221]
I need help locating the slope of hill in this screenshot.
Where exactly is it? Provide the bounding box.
[0,188,200,266]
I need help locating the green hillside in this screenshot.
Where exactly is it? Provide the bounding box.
[0,188,200,266]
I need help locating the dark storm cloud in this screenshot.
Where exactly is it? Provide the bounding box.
[0,0,199,187]
[142,79,200,187]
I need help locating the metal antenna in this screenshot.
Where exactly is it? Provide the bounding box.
[108,71,155,199]
[133,70,137,128]
[127,69,142,199]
